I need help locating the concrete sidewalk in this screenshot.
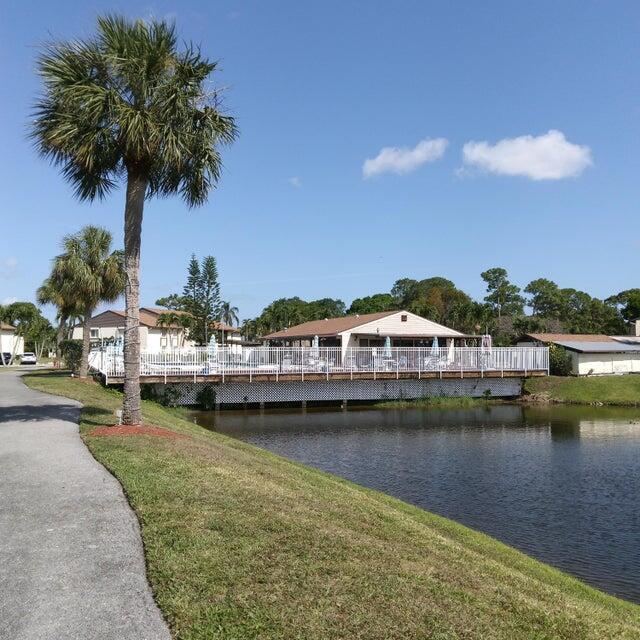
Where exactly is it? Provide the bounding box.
[0,371,171,640]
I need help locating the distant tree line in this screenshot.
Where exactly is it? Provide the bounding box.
[240,269,640,344]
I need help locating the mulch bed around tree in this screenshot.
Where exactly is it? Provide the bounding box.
[88,424,188,439]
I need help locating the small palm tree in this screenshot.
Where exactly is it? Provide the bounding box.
[219,301,239,327]
[37,273,84,355]
[52,226,124,378]
[31,15,237,424]
[156,312,190,348]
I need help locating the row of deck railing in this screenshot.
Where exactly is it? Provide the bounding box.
[89,346,549,381]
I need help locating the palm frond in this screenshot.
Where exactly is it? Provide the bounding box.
[31,14,237,206]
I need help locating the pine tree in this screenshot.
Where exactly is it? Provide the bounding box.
[200,256,221,343]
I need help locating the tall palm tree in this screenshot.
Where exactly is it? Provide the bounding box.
[31,15,237,424]
[219,301,239,327]
[37,273,84,355]
[52,226,124,378]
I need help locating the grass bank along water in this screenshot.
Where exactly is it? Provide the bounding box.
[373,395,497,409]
[375,374,640,409]
[198,403,640,603]
[23,371,640,640]
[524,374,640,406]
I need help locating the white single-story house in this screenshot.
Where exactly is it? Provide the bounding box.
[0,322,24,357]
[518,332,640,376]
[263,310,474,358]
[72,307,240,351]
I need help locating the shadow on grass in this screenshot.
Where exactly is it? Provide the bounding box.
[80,405,117,428]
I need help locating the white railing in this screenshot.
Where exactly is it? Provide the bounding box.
[91,346,549,380]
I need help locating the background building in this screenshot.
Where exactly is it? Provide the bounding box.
[518,332,640,375]
[264,310,474,358]
[0,322,24,357]
[72,307,240,350]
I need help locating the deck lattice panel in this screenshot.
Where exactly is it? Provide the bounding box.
[152,377,522,405]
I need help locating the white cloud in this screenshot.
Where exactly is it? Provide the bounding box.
[288,176,302,188]
[2,297,17,305]
[462,130,592,180]
[362,137,448,179]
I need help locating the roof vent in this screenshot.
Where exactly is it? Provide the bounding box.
[355,314,360,318]
[324,318,328,321]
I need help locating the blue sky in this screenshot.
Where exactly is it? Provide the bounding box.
[1,1,638,321]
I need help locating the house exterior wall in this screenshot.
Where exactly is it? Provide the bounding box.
[0,331,24,355]
[576,353,640,375]
[351,311,463,338]
[73,324,191,350]
[72,326,120,341]
[337,311,461,357]
[145,328,164,350]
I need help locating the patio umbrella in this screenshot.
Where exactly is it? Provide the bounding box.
[447,339,455,363]
[430,336,439,356]
[383,336,392,358]
[207,335,218,360]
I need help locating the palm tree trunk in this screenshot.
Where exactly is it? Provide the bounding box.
[56,315,67,357]
[122,171,147,425]
[79,305,92,378]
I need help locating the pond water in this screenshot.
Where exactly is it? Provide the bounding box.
[188,403,640,603]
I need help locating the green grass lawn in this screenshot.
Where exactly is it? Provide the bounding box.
[24,371,640,639]
[524,375,640,406]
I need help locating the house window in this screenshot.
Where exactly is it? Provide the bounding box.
[401,314,408,322]
[160,336,168,348]
[90,329,99,339]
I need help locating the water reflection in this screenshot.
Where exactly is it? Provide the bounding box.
[189,404,640,603]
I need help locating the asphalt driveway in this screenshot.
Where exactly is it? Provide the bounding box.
[0,371,171,640]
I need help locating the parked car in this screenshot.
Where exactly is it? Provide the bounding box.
[20,352,37,365]
[1,352,12,365]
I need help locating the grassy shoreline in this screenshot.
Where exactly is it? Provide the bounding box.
[377,374,640,410]
[524,375,640,406]
[373,396,499,409]
[24,371,640,639]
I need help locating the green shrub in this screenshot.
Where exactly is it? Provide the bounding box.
[196,384,217,410]
[141,383,182,407]
[549,344,572,376]
[58,339,83,373]
[160,385,182,407]
[141,384,159,401]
